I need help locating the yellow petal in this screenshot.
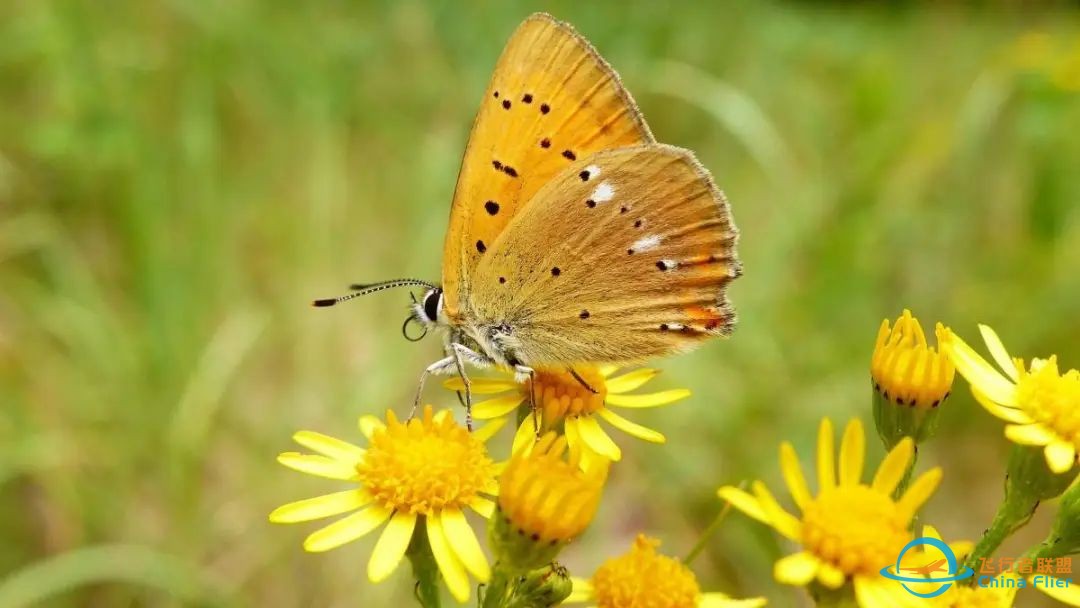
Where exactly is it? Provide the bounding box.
[367,510,417,582]
[945,332,1018,407]
[269,489,371,523]
[922,524,941,541]
[440,509,490,581]
[471,417,507,443]
[276,452,358,480]
[598,364,619,377]
[817,563,845,589]
[566,577,594,603]
[779,442,810,510]
[752,481,801,540]
[700,594,767,608]
[605,389,690,408]
[855,576,926,608]
[773,551,819,585]
[597,407,665,443]
[817,418,836,491]
[512,413,540,456]
[473,394,526,420]
[443,376,519,394]
[292,431,366,462]
[717,486,767,524]
[358,415,384,440]
[574,416,622,461]
[1045,441,1077,474]
[872,437,914,494]
[469,496,496,518]
[604,368,660,393]
[426,514,470,603]
[972,387,1033,424]
[303,505,390,552]
[979,324,1020,382]
[838,419,865,486]
[1005,423,1057,446]
[898,467,943,516]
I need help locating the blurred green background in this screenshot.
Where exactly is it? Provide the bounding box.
[2,1,1079,606]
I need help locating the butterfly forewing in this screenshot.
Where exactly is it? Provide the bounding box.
[442,13,654,320]
[471,144,740,365]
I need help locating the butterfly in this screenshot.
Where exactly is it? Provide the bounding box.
[315,13,740,428]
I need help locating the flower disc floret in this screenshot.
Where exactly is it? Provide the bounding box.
[591,535,700,608]
[358,408,495,515]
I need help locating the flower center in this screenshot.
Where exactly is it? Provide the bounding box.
[591,535,700,608]
[357,409,495,515]
[801,486,911,576]
[1017,358,1080,444]
[529,368,608,423]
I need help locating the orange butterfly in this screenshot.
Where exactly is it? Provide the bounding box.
[316,14,740,427]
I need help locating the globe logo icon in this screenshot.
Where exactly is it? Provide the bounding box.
[880,537,975,598]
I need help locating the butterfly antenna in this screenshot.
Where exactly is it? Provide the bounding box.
[312,278,437,307]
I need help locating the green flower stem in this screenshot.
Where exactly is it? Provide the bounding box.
[406,520,441,608]
[684,494,738,565]
[481,563,513,608]
[963,446,1074,578]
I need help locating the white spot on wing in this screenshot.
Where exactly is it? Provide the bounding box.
[591,182,615,203]
[631,235,662,252]
[584,164,601,177]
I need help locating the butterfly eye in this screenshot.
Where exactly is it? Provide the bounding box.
[423,288,443,322]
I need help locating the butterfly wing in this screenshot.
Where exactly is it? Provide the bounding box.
[441,13,654,321]
[470,144,740,365]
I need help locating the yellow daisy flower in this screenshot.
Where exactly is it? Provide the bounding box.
[444,365,689,463]
[564,534,766,608]
[944,324,1080,474]
[718,418,944,608]
[872,309,955,409]
[270,406,503,603]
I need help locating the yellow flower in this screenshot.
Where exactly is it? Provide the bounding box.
[872,309,955,409]
[444,365,689,463]
[491,432,606,569]
[718,418,944,608]
[269,406,503,603]
[944,324,1080,474]
[564,534,766,608]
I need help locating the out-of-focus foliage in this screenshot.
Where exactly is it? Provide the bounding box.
[0,1,1078,606]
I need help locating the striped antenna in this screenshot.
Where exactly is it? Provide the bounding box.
[312,278,437,307]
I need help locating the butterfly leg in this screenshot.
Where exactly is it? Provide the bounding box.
[447,342,496,432]
[411,355,457,421]
[567,367,599,394]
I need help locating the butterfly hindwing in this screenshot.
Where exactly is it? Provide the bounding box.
[441,13,654,321]
[470,144,740,365]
